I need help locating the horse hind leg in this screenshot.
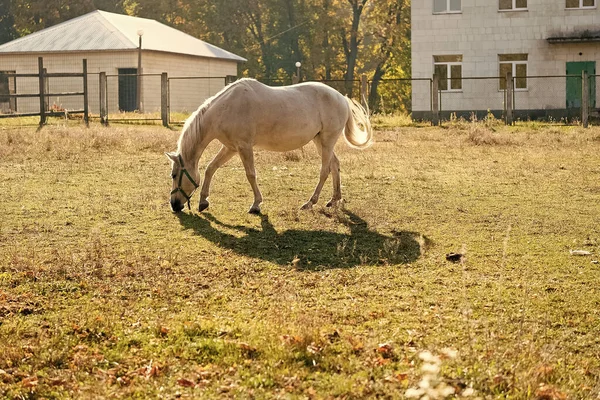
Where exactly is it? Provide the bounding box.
[199,145,236,212]
[302,139,335,210]
[238,146,263,214]
[325,153,342,208]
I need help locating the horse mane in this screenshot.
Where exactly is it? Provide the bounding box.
[177,78,255,159]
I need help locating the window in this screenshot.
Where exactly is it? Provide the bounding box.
[499,54,528,90]
[433,0,461,13]
[434,55,462,91]
[566,0,595,8]
[499,0,527,10]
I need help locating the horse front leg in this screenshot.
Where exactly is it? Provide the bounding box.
[238,146,263,214]
[198,146,236,212]
[301,147,334,210]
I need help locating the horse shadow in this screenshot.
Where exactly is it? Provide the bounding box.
[176,210,430,270]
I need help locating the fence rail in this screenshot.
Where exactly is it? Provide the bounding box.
[1,57,597,128]
[0,57,89,125]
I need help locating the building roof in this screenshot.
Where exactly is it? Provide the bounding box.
[0,10,246,62]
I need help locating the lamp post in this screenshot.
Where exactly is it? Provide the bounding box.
[295,61,301,83]
[137,29,143,112]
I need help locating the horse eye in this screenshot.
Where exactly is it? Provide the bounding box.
[171,174,176,179]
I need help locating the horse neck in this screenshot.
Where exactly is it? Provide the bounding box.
[178,110,209,167]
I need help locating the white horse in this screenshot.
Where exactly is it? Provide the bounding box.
[166,78,372,214]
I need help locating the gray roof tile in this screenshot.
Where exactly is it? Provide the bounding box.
[0,10,246,62]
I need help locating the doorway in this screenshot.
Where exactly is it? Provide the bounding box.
[0,71,16,113]
[566,61,596,108]
[118,68,138,112]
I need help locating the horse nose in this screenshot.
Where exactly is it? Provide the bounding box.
[171,199,184,213]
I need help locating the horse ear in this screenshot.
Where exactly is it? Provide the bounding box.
[165,152,178,163]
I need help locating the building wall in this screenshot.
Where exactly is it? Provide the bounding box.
[0,51,238,114]
[412,0,600,113]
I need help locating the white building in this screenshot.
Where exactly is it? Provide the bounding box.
[0,10,246,115]
[412,0,600,120]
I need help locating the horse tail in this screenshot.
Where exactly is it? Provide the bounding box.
[344,97,373,149]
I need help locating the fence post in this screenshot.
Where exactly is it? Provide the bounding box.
[505,71,514,125]
[360,74,368,110]
[432,74,440,126]
[99,72,107,125]
[82,59,89,127]
[161,72,169,127]
[38,57,46,126]
[582,70,589,128]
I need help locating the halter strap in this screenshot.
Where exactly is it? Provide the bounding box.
[170,154,199,209]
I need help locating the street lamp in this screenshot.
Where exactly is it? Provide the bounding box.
[295,61,301,83]
[137,29,144,112]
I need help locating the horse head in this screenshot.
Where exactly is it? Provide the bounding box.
[166,152,200,212]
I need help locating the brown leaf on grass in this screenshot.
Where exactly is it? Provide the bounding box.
[281,335,303,345]
[48,377,67,386]
[306,343,322,355]
[20,376,38,388]
[159,326,169,337]
[0,369,14,384]
[238,342,258,358]
[535,364,555,379]
[395,372,409,381]
[177,377,196,387]
[129,361,162,380]
[535,384,567,400]
[377,342,395,359]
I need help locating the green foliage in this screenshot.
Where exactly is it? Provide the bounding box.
[1,0,411,111]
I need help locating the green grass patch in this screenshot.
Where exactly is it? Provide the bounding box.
[1,122,599,398]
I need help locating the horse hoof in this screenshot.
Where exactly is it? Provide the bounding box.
[198,201,209,212]
[326,199,342,208]
[300,202,313,210]
[248,207,261,215]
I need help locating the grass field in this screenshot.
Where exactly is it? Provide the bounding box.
[1,119,599,399]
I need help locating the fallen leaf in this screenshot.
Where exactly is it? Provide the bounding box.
[535,384,567,400]
[238,342,258,358]
[306,344,321,355]
[281,335,303,345]
[177,377,196,387]
[377,342,394,358]
[21,376,38,388]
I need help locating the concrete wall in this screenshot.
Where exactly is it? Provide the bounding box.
[412,0,600,113]
[0,51,238,114]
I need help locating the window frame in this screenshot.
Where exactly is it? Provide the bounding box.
[565,0,596,9]
[433,0,462,14]
[498,55,528,91]
[434,56,463,92]
[499,0,528,11]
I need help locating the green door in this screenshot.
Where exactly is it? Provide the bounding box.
[566,61,596,108]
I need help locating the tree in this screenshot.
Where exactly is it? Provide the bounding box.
[0,0,17,44]
[365,0,410,112]
[341,0,368,96]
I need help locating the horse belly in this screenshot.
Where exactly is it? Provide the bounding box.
[254,128,317,152]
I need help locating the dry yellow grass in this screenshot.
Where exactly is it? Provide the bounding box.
[1,120,599,399]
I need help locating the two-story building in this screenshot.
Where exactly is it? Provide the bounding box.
[412,0,600,120]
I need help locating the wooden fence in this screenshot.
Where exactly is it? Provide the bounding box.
[0,57,89,126]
